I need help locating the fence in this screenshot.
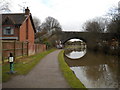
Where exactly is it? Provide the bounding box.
[2,41,46,63]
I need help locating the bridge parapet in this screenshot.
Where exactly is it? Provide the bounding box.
[59,31,118,48]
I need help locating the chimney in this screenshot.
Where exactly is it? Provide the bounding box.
[25,7,30,15]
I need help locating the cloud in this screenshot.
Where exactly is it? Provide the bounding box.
[8,0,120,31]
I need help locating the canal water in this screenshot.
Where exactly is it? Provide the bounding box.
[64,45,120,88]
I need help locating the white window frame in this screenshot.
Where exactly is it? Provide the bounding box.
[3,26,14,35]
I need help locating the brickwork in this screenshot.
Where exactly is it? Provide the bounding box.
[19,16,35,44]
[2,41,28,61]
[2,41,46,63]
[1,8,44,62]
[27,17,35,43]
[19,20,27,42]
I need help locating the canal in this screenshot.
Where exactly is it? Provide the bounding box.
[64,39,120,88]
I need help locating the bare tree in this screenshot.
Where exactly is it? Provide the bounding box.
[83,20,102,33]
[0,0,11,13]
[82,19,104,49]
[107,6,118,18]
[41,16,62,32]
[107,18,120,33]
[33,16,41,32]
[93,17,109,33]
[37,16,62,46]
[107,6,120,33]
[18,2,27,13]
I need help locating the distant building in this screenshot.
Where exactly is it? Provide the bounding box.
[2,7,36,44]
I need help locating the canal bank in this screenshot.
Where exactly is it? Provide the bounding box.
[58,50,86,88]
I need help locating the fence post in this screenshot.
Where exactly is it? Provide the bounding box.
[35,44,36,54]
[27,42,29,56]
[22,42,24,56]
[2,56,4,64]
[1,41,4,63]
[14,41,16,61]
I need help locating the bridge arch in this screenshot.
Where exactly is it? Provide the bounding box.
[59,31,115,49]
[61,36,87,45]
[59,32,89,45]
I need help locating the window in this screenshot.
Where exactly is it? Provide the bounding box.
[3,27,14,35]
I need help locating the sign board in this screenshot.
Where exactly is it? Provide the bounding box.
[9,57,14,62]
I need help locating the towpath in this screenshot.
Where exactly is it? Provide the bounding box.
[3,50,70,88]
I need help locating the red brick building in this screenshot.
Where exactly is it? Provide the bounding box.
[2,7,37,55]
[2,7,36,43]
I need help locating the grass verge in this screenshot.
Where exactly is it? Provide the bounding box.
[2,49,56,82]
[58,50,87,89]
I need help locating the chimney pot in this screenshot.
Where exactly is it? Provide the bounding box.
[25,7,30,15]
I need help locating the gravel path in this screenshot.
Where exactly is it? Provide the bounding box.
[3,50,70,88]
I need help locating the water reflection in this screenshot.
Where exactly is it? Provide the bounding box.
[64,51,119,88]
[64,47,86,59]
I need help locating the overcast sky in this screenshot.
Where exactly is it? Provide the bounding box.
[8,0,120,31]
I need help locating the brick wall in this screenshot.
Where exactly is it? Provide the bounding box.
[19,19,27,42]
[28,43,46,55]
[2,41,46,63]
[28,17,35,43]
[2,41,28,61]
[35,44,46,53]
[19,16,35,43]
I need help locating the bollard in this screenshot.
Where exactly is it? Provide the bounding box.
[8,53,15,74]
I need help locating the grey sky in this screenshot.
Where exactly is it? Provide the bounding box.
[4,0,120,31]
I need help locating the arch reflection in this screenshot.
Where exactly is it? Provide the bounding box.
[64,38,87,59]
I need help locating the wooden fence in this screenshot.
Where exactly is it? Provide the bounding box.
[2,41,46,63]
[2,41,28,61]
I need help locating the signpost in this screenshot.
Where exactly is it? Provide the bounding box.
[8,53,15,74]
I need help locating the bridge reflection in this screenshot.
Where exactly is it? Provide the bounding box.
[64,51,118,67]
[65,51,119,88]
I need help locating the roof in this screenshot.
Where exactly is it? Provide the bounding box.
[2,13,36,33]
[2,13,26,25]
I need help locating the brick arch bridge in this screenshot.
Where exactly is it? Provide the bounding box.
[59,31,117,48]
